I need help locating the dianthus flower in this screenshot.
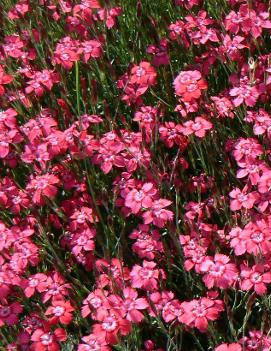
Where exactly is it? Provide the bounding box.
[40,272,71,303]
[25,69,59,96]
[31,328,67,351]
[0,65,13,95]
[240,264,271,295]
[130,260,165,291]
[26,174,60,205]
[81,289,109,319]
[80,40,102,62]
[159,122,185,148]
[45,299,74,325]
[124,183,157,214]
[95,258,130,289]
[108,287,149,323]
[199,254,238,289]
[92,312,131,345]
[130,61,157,87]
[240,219,271,256]
[230,83,260,107]
[181,116,213,138]
[173,70,207,102]
[53,36,81,70]
[142,199,173,228]
[78,333,111,351]
[229,187,259,211]
[129,225,164,260]
[22,273,48,297]
[180,297,224,332]
[228,226,246,256]
[239,330,271,351]
[0,301,23,326]
[146,39,170,67]
[215,343,241,351]
[232,138,263,165]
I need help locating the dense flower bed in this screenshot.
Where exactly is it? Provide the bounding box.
[1,0,271,350]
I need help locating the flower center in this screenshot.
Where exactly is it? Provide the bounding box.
[53,306,65,316]
[102,317,117,331]
[136,67,146,77]
[251,231,264,243]
[140,268,153,279]
[187,84,198,92]
[134,190,144,201]
[90,297,102,308]
[0,306,10,317]
[40,333,53,345]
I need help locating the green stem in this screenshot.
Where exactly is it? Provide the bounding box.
[75,61,81,116]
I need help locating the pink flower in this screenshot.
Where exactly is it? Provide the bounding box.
[124,183,157,214]
[92,313,131,345]
[173,70,207,102]
[8,1,29,20]
[53,36,81,70]
[230,84,260,107]
[0,301,23,326]
[239,330,271,351]
[71,228,96,256]
[146,39,170,67]
[40,272,71,303]
[229,187,259,211]
[81,289,108,319]
[45,299,74,325]
[215,343,241,351]
[78,333,111,351]
[162,299,183,323]
[0,65,13,96]
[129,225,164,260]
[70,207,98,230]
[159,122,186,148]
[211,96,234,119]
[181,116,213,138]
[3,35,25,58]
[22,273,48,297]
[240,219,271,256]
[81,40,102,63]
[222,35,247,61]
[109,287,149,323]
[236,161,267,186]
[232,138,263,165]
[180,297,224,332]
[130,260,165,291]
[199,254,238,289]
[26,174,60,205]
[97,7,122,29]
[228,226,247,256]
[130,61,157,86]
[95,258,130,289]
[142,199,173,228]
[258,171,271,193]
[240,264,271,295]
[31,328,67,351]
[25,70,59,96]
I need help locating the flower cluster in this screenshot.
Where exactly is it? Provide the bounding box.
[1,0,271,350]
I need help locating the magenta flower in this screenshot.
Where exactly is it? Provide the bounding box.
[181,116,213,138]
[174,70,207,102]
[124,183,157,214]
[199,254,238,289]
[180,297,224,332]
[130,260,165,291]
[215,343,241,351]
[240,264,271,295]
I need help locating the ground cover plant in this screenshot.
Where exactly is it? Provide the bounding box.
[1,0,271,350]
